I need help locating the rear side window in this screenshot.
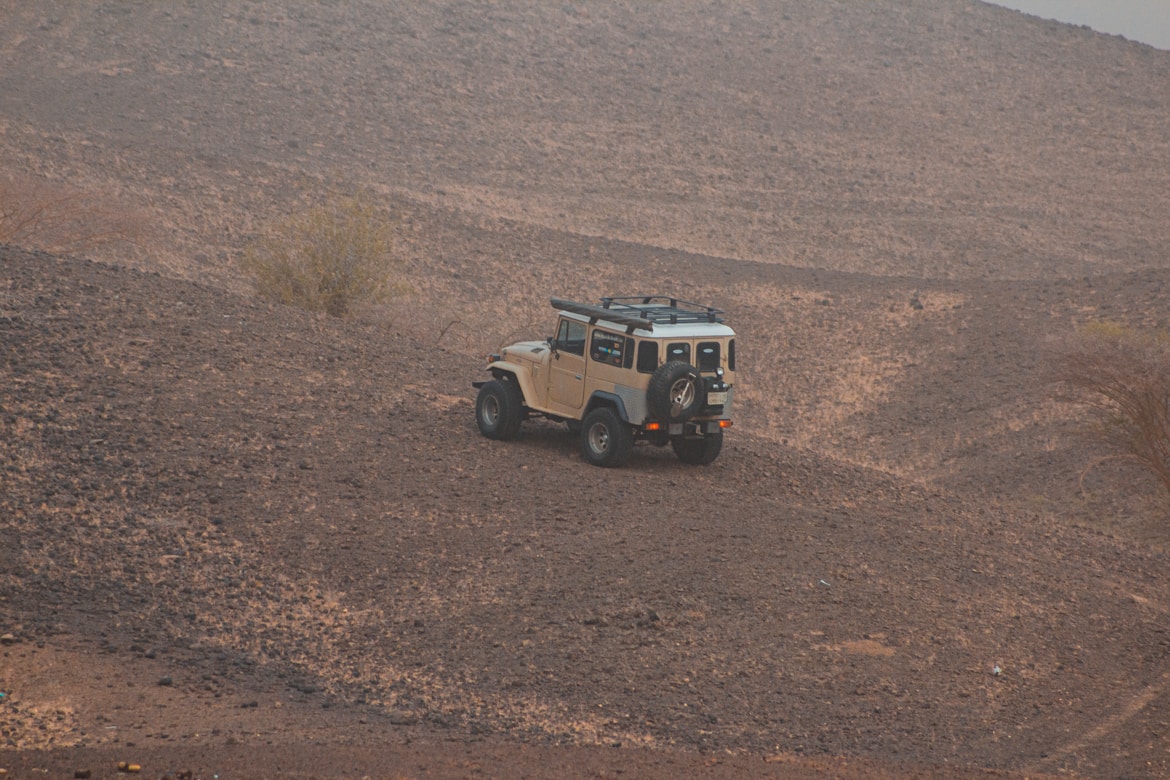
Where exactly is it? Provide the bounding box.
[637,340,658,373]
[728,339,736,371]
[697,342,720,371]
[590,330,629,367]
[666,342,690,363]
[556,319,586,356]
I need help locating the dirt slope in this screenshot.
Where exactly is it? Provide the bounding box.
[2,1,1170,285]
[3,0,1170,777]
[4,246,1169,778]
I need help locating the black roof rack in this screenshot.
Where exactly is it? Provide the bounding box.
[550,295,726,333]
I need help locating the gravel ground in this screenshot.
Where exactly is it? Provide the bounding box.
[3,1,1170,777]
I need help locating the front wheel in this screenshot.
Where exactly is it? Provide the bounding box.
[580,407,633,467]
[671,429,723,465]
[476,379,524,440]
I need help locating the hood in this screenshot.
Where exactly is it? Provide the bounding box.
[501,340,550,364]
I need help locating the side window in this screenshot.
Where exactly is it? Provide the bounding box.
[728,339,736,371]
[697,342,720,372]
[666,342,690,364]
[556,319,586,356]
[637,340,658,373]
[590,330,628,367]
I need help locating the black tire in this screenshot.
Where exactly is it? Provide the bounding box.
[580,407,633,467]
[647,361,705,422]
[671,429,723,465]
[476,379,523,441]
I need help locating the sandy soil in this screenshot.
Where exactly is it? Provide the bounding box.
[3,1,1170,778]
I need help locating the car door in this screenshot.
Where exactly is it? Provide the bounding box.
[549,317,586,409]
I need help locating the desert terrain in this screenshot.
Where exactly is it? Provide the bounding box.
[2,1,1170,778]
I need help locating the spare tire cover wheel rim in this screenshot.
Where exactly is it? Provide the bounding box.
[669,377,696,416]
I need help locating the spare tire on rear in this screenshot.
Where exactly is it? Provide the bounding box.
[647,361,705,422]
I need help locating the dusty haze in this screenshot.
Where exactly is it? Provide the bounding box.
[2,1,1170,778]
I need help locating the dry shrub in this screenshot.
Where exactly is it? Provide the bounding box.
[0,175,140,254]
[1058,321,1170,495]
[240,195,402,318]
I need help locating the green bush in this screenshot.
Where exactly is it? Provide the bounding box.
[241,196,401,318]
[1058,321,1170,495]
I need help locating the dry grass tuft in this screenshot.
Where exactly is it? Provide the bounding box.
[240,194,405,318]
[0,174,141,254]
[1058,321,1170,496]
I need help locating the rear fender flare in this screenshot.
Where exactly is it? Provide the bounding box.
[585,391,630,423]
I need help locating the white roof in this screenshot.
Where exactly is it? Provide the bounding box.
[561,310,735,339]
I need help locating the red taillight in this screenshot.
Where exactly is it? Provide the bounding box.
[644,421,662,431]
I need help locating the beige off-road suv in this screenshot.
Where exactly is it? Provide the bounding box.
[473,295,735,467]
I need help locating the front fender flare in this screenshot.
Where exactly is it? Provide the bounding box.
[485,361,537,408]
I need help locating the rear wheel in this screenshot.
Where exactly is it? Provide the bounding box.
[580,407,633,467]
[671,429,723,465]
[476,379,523,440]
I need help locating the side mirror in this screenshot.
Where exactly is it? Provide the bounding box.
[546,336,558,355]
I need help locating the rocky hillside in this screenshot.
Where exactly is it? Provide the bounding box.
[3,1,1170,777]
